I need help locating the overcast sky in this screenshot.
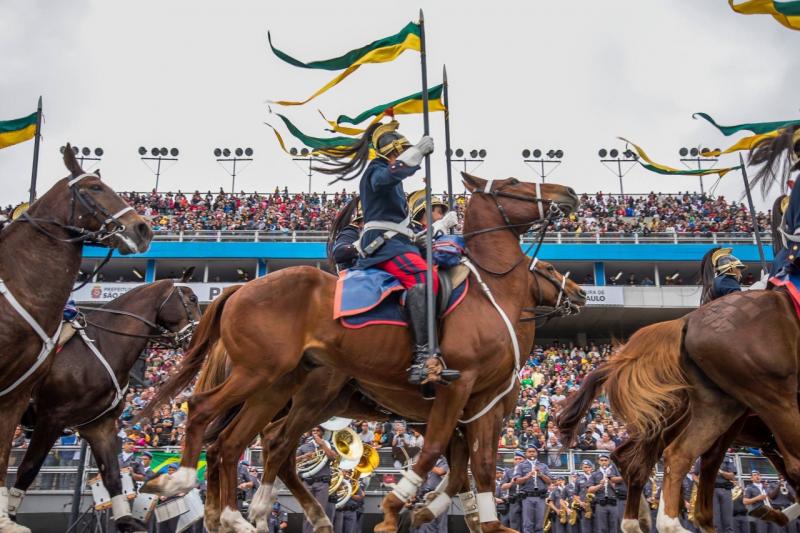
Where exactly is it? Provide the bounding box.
[1,0,797,209]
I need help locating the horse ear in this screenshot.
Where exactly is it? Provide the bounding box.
[461,171,486,193]
[180,266,196,283]
[63,143,83,176]
[95,168,102,178]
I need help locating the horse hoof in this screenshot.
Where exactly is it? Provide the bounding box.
[621,518,641,533]
[114,515,148,532]
[411,507,435,527]
[140,467,197,497]
[479,521,514,533]
[220,506,256,533]
[374,492,404,532]
[0,515,30,533]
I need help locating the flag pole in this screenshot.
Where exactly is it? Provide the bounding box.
[739,152,768,275]
[442,65,454,211]
[419,9,438,356]
[29,96,43,204]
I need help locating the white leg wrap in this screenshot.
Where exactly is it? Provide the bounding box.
[621,518,641,533]
[426,492,452,518]
[248,483,273,522]
[6,488,24,516]
[111,494,132,521]
[221,506,256,533]
[458,491,478,514]
[783,502,800,521]
[656,492,691,533]
[0,487,8,517]
[476,491,498,523]
[392,470,424,502]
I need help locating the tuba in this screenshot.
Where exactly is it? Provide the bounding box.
[584,493,595,519]
[687,483,698,523]
[569,497,580,526]
[732,485,743,501]
[559,499,569,524]
[297,447,328,479]
[543,498,552,533]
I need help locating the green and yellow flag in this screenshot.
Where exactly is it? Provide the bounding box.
[269,22,421,106]
[729,0,800,30]
[693,112,800,136]
[322,84,446,134]
[266,114,359,155]
[620,137,740,178]
[146,451,207,481]
[0,112,37,149]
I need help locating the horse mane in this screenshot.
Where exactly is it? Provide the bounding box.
[326,195,359,271]
[772,195,787,256]
[749,126,800,196]
[699,246,721,305]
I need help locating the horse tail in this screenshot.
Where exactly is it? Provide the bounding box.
[773,194,787,256]
[556,365,611,446]
[195,339,242,444]
[139,284,242,420]
[699,246,720,305]
[604,318,689,438]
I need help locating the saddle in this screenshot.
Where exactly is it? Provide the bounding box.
[436,264,469,315]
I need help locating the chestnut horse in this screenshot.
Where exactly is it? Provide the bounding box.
[141,174,578,533]
[9,279,200,532]
[0,145,152,533]
[194,260,585,532]
[557,288,800,533]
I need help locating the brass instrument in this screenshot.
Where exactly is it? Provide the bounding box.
[332,428,363,462]
[543,498,552,533]
[650,476,659,510]
[687,482,698,523]
[297,447,328,479]
[732,485,743,501]
[584,493,595,519]
[559,499,569,524]
[331,441,378,510]
[569,497,580,526]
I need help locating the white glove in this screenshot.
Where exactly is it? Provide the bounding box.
[431,210,458,236]
[397,136,434,167]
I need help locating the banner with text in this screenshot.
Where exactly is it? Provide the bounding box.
[580,286,625,306]
[72,282,239,303]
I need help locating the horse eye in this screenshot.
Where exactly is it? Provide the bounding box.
[189,295,197,302]
[509,178,520,185]
[89,184,103,192]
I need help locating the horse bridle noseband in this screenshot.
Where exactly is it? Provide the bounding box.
[521,258,579,325]
[461,180,569,277]
[79,284,198,348]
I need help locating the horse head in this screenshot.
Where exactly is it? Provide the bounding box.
[156,278,202,347]
[23,143,154,254]
[530,259,586,314]
[460,172,578,235]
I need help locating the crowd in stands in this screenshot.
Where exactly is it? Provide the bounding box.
[0,188,773,235]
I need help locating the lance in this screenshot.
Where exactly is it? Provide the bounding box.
[418,9,438,357]
[29,96,43,204]
[739,152,768,275]
[443,65,454,211]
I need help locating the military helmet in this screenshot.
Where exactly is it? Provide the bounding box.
[371,120,410,160]
[408,189,449,222]
[712,247,746,276]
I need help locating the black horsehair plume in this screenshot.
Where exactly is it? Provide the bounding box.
[313,122,383,184]
[748,125,800,197]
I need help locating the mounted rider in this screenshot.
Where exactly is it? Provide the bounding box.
[407,189,458,236]
[315,120,460,397]
[711,248,746,297]
[329,198,364,272]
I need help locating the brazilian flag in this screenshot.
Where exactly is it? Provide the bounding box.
[146,451,207,481]
[620,137,740,178]
[729,0,800,30]
[0,112,37,149]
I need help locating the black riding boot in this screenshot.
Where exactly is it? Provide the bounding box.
[406,284,460,399]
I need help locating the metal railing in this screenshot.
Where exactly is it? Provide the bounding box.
[7,446,777,496]
[148,229,774,245]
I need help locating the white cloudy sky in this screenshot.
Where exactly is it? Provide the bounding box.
[0,0,797,208]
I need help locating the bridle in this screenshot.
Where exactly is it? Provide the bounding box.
[79,284,198,348]
[521,258,580,325]
[461,180,569,277]
[15,172,138,289]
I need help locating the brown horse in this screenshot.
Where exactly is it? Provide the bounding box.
[8,278,200,532]
[557,288,800,533]
[194,260,585,532]
[0,145,152,533]
[141,174,579,533]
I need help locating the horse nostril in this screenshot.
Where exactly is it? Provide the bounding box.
[135,222,153,240]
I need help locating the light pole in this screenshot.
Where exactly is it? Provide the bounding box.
[289,147,328,194]
[449,148,486,195]
[214,147,254,192]
[59,145,103,168]
[522,148,563,183]
[138,146,179,191]
[598,147,638,197]
[679,146,720,196]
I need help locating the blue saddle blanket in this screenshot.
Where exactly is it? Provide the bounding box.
[333,267,468,328]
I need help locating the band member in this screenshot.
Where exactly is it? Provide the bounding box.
[268,502,289,533]
[413,455,449,533]
[681,472,698,533]
[334,469,363,533]
[497,467,511,526]
[744,470,779,533]
[313,120,459,397]
[642,468,660,533]
[768,475,797,533]
[732,481,748,533]
[589,454,619,533]
[549,477,568,533]
[138,451,157,483]
[575,460,596,533]
[296,427,337,533]
[502,451,525,531]
[237,460,260,504]
[691,454,736,533]
[514,446,553,533]
[565,473,581,533]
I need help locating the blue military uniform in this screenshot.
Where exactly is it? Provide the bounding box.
[575,466,596,533]
[550,484,568,533]
[591,463,620,533]
[297,437,335,533]
[744,479,780,533]
[335,483,363,533]
[514,454,552,533]
[497,470,511,527]
[733,485,748,533]
[412,456,449,533]
[503,457,524,531]
[768,479,799,533]
[643,477,660,533]
[691,456,736,533]
[357,158,420,269]
[267,502,289,533]
[332,224,361,271]
[713,275,742,297]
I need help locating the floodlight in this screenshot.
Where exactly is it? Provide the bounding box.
[609,149,619,158]
[598,149,607,158]
[300,148,310,156]
[235,148,243,156]
[95,148,104,156]
[245,148,253,156]
[214,148,222,157]
[469,149,478,158]
[533,149,542,158]
[82,147,90,156]
[455,149,464,157]
[478,149,487,158]
[679,147,689,157]
[223,148,231,157]
[151,148,159,156]
[139,147,147,155]
[170,148,179,157]
[690,148,699,156]
[555,150,564,158]
[522,149,531,158]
